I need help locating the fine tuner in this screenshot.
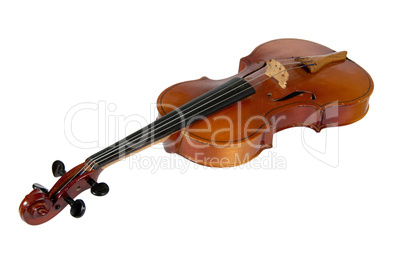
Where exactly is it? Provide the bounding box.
[19,39,373,225]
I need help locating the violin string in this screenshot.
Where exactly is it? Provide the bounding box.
[64,59,313,187]
[84,64,299,163]
[80,62,312,175]
[79,67,275,172]
[84,63,313,171]
[49,62,308,199]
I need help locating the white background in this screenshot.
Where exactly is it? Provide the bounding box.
[1,1,401,267]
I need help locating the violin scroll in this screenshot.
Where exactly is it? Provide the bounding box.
[20,188,52,221]
[19,162,105,225]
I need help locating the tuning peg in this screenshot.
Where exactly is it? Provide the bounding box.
[32,183,49,194]
[64,196,86,218]
[52,160,66,177]
[87,178,109,196]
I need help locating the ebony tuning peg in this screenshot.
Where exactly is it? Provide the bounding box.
[64,196,86,218]
[87,178,109,196]
[52,160,66,177]
[32,183,49,194]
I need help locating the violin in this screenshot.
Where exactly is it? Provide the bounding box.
[19,38,374,225]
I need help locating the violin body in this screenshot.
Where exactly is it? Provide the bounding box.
[158,38,373,167]
[19,38,373,225]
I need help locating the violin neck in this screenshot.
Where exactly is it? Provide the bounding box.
[86,77,255,170]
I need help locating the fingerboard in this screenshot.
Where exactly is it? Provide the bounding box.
[86,77,255,170]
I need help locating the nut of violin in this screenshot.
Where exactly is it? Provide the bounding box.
[296,51,347,73]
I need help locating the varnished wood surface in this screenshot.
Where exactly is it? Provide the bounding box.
[157,39,373,167]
